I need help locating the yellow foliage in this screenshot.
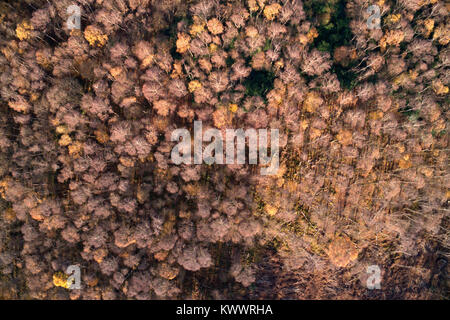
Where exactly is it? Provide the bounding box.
[163,213,176,235]
[171,61,183,78]
[432,80,449,95]
[327,236,359,268]
[121,96,137,106]
[16,21,33,41]
[29,206,44,221]
[306,27,318,42]
[265,204,278,217]
[30,93,40,102]
[257,0,267,8]
[3,208,16,222]
[176,32,190,54]
[369,111,384,120]
[84,25,108,47]
[141,55,154,69]
[58,134,72,147]
[408,70,418,81]
[209,43,218,53]
[53,272,71,289]
[212,105,233,128]
[229,103,238,113]
[68,141,83,158]
[35,50,51,68]
[8,100,30,113]
[424,19,434,37]
[303,91,323,113]
[274,59,284,71]
[190,23,205,36]
[263,3,281,21]
[386,14,401,24]
[432,24,449,45]
[120,156,135,168]
[56,125,69,134]
[188,80,202,93]
[0,178,10,199]
[380,30,405,51]
[300,119,309,131]
[310,127,323,141]
[393,73,409,87]
[70,29,82,37]
[207,18,224,35]
[159,263,179,280]
[190,16,205,36]
[245,26,258,38]
[267,89,283,108]
[398,154,412,169]
[298,34,309,46]
[336,130,353,146]
[109,67,123,79]
[419,166,433,178]
[396,143,405,154]
[247,0,260,12]
[94,129,109,144]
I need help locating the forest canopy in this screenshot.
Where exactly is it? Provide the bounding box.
[0,0,448,300]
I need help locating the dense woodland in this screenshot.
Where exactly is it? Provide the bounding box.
[0,0,448,299]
